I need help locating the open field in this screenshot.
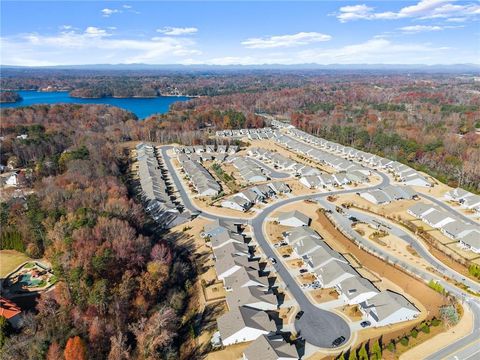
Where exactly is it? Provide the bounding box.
[0,250,32,278]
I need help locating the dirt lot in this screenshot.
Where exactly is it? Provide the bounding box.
[336,304,363,322]
[310,288,339,303]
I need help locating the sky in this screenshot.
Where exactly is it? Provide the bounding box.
[1,0,479,66]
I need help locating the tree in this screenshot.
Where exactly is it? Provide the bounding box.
[0,315,11,349]
[370,339,382,360]
[358,343,368,360]
[46,342,63,360]
[348,349,358,360]
[64,336,87,360]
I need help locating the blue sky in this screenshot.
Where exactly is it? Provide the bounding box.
[1,1,479,66]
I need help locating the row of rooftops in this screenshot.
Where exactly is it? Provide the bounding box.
[178,156,221,197]
[284,226,419,325]
[248,147,319,176]
[408,202,480,252]
[136,143,189,229]
[175,144,239,155]
[445,187,480,213]
[299,171,369,189]
[205,220,293,354]
[270,123,432,187]
[221,182,291,212]
[136,143,177,211]
[177,152,228,164]
[216,127,274,138]
[358,185,418,205]
[229,156,269,183]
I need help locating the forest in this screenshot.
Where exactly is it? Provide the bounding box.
[0,105,206,359]
[0,91,22,103]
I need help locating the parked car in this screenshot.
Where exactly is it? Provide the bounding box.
[269,257,277,264]
[360,321,371,328]
[332,336,346,347]
[295,311,304,320]
[299,269,308,273]
[282,254,290,258]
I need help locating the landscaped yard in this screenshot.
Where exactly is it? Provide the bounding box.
[0,250,32,278]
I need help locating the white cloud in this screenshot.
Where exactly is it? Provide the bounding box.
[101,8,120,17]
[0,27,201,66]
[399,24,462,33]
[242,32,331,49]
[156,27,198,36]
[122,5,132,9]
[337,0,480,22]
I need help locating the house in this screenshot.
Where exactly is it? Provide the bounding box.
[226,286,277,311]
[359,189,391,205]
[360,291,420,327]
[277,211,310,227]
[336,276,378,305]
[203,219,239,237]
[239,189,262,204]
[462,195,480,210]
[314,261,358,288]
[222,196,253,212]
[0,297,22,329]
[299,175,322,189]
[268,181,291,194]
[444,188,473,203]
[292,235,322,257]
[458,231,480,253]
[224,268,270,291]
[407,203,437,219]
[252,184,275,199]
[422,210,456,229]
[440,221,478,240]
[217,306,276,346]
[5,172,18,186]
[215,254,260,280]
[210,230,245,250]
[243,335,299,360]
[306,242,349,270]
[213,242,251,259]
[403,174,432,187]
[286,227,322,243]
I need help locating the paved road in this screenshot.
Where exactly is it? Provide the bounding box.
[247,157,291,179]
[317,199,480,360]
[160,144,480,356]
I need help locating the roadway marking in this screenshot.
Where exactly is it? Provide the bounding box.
[441,338,480,360]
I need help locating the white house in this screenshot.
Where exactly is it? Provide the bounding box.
[217,306,276,346]
[360,290,420,327]
[223,268,269,292]
[221,196,252,212]
[277,211,311,227]
[336,276,378,305]
[458,231,480,253]
[314,261,358,288]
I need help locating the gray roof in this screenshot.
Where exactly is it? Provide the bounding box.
[422,209,454,226]
[210,230,244,248]
[278,211,310,226]
[460,231,480,249]
[215,254,260,278]
[363,290,419,322]
[243,335,299,360]
[224,268,269,290]
[226,286,277,309]
[217,306,275,342]
[204,219,238,236]
[287,226,322,242]
[213,242,250,259]
[292,236,322,256]
[307,242,347,268]
[408,202,436,217]
[337,276,378,301]
[315,261,358,286]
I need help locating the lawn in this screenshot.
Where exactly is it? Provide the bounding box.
[0,250,31,278]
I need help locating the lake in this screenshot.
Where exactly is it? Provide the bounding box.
[0,90,192,119]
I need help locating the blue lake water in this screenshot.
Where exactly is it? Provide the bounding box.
[0,90,192,119]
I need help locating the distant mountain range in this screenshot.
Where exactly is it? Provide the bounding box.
[2,63,480,74]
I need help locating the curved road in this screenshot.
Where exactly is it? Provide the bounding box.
[160,145,480,356]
